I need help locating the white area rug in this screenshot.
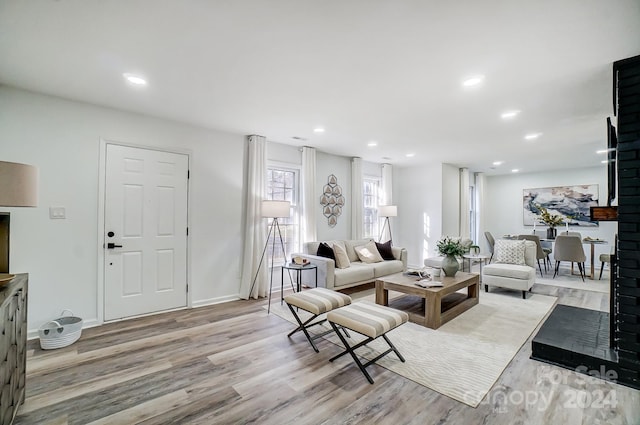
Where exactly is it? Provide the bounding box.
[268,289,556,407]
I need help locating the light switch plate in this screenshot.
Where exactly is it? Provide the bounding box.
[49,207,66,219]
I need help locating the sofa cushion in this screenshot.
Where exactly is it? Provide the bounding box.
[483,263,535,280]
[334,262,375,287]
[316,242,335,261]
[333,243,351,269]
[372,260,404,277]
[375,240,395,260]
[345,239,375,262]
[355,241,384,264]
[494,240,526,265]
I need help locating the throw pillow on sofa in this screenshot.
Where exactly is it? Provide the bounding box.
[332,243,351,269]
[355,241,384,264]
[316,242,335,261]
[375,240,395,260]
[494,240,526,265]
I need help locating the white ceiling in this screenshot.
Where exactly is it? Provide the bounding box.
[1,1,639,175]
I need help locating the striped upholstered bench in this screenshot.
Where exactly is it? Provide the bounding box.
[284,288,352,352]
[327,300,408,384]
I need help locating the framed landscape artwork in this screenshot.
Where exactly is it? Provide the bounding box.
[523,185,599,227]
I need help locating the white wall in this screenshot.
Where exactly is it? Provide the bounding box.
[394,163,443,268]
[0,86,245,334]
[316,151,352,241]
[441,163,460,236]
[484,166,617,264]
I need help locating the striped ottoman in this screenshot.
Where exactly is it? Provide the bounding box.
[327,301,408,384]
[284,288,352,352]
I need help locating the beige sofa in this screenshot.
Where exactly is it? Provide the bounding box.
[294,238,407,290]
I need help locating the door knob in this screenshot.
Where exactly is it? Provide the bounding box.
[107,243,123,249]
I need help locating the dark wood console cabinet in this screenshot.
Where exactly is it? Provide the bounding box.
[0,274,27,425]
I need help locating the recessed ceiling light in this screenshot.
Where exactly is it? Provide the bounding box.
[524,133,542,140]
[405,153,415,158]
[501,110,520,119]
[512,169,519,173]
[601,160,609,164]
[313,127,325,133]
[462,75,485,87]
[596,148,614,154]
[123,73,147,86]
[368,141,378,147]
[493,161,504,166]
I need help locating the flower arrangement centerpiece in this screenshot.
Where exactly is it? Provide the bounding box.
[436,237,467,277]
[436,237,467,257]
[535,204,564,228]
[535,204,564,239]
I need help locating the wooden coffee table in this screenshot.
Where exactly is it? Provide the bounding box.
[375,271,479,329]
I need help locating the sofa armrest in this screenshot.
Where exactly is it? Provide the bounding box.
[291,253,335,289]
[392,247,408,271]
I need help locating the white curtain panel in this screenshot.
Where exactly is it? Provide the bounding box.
[475,172,486,251]
[380,163,393,242]
[351,157,364,239]
[459,168,471,239]
[301,146,317,244]
[240,135,268,299]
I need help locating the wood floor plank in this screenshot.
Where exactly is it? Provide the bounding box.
[13,279,640,425]
[19,360,173,414]
[86,390,190,425]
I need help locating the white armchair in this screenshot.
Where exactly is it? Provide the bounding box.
[482,240,536,299]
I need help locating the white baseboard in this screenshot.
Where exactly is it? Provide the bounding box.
[192,294,241,308]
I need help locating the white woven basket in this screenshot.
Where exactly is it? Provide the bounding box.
[38,309,83,350]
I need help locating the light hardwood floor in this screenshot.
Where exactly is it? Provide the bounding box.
[16,271,640,425]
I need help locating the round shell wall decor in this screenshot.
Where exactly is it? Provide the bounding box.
[320,174,344,227]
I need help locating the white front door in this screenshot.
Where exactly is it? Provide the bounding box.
[104,144,189,321]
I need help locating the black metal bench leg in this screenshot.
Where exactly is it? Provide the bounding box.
[382,334,405,363]
[287,304,321,352]
[329,322,374,384]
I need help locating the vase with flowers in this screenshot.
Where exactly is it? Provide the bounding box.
[535,204,564,239]
[436,237,467,277]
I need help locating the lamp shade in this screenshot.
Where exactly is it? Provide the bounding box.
[262,200,290,218]
[378,205,397,217]
[0,161,38,207]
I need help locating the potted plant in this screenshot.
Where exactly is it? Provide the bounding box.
[436,237,467,277]
[535,204,564,239]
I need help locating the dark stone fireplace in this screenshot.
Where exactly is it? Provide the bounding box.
[531,55,640,390]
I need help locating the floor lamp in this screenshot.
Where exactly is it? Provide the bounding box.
[249,200,292,313]
[0,161,38,277]
[378,205,397,244]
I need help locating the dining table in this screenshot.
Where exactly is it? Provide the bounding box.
[502,234,607,280]
[581,239,608,280]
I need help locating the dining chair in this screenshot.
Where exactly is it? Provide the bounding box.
[484,231,495,263]
[553,235,587,281]
[598,247,615,280]
[599,253,610,280]
[559,231,582,271]
[518,234,546,277]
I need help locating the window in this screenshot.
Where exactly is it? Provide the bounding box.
[266,167,299,264]
[363,177,380,239]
